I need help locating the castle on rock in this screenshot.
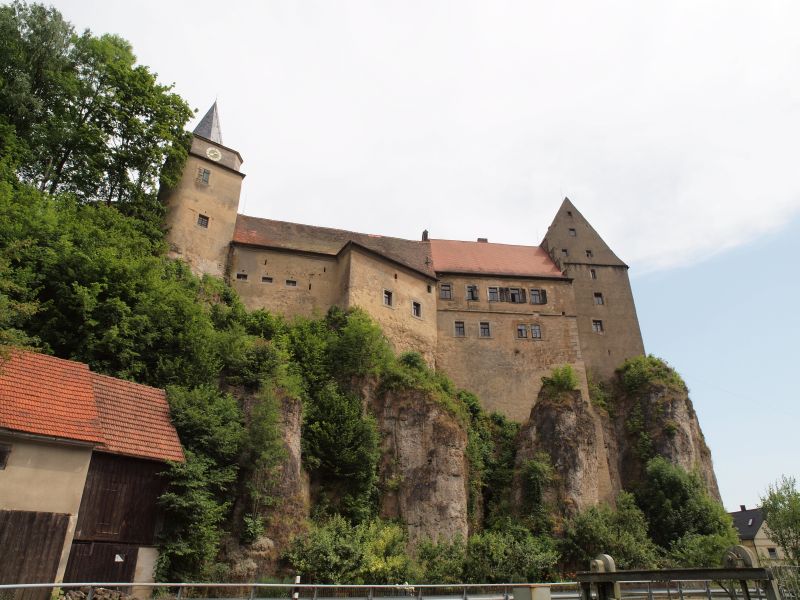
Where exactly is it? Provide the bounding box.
[163,104,645,420]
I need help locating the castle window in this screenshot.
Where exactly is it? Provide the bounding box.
[531,324,542,339]
[479,322,491,337]
[592,319,604,333]
[594,292,604,305]
[509,288,526,303]
[412,301,422,318]
[383,289,393,307]
[567,210,573,217]
[427,284,432,293]
[561,248,569,257]
[568,228,576,237]
[454,321,465,337]
[197,168,210,184]
[768,548,778,560]
[0,443,11,469]
[590,268,597,280]
[440,283,452,300]
[586,249,594,258]
[488,287,499,302]
[516,324,528,339]
[261,276,273,284]
[530,289,548,305]
[236,273,248,281]
[286,279,297,287]
[197,214,209,228]
[466,285,479,301]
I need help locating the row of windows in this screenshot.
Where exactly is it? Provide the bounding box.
[236,273,298,287]
[383,290,423,318]
[453,321,543,339]
[440,284,548,305]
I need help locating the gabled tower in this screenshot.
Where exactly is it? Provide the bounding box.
[163,102,245,277]
[541,198,644,380]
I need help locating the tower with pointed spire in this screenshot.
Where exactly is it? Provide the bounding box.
[162,102,245,277]
[541,198,645,380]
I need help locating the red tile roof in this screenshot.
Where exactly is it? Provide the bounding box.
[91,373,185,463]
[429,239,565,278]
[0,351,184,463]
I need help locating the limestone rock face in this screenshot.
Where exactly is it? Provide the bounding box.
[367,385,470,544]
[609,383,720,500]
[514,389,615,518]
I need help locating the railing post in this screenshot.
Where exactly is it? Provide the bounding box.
[86,588,94,600]
[705,582,712,600]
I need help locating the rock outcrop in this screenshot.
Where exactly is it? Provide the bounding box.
[367,384,470,544]
[514,389,615,519]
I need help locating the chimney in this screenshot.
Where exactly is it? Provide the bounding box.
[422,230,429,241]
[477,237,488,243]
[740,504,746,511]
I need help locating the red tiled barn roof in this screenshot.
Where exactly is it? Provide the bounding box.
[0,351,184,463]
[91,373,185,463]
[0,352,103,444]
[429,239,565,278]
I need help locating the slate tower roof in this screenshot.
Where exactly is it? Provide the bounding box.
[194,101,223,144]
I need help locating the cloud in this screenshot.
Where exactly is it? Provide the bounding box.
[52,0,800,273]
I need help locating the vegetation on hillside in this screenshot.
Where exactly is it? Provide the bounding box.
[0,2,742,583]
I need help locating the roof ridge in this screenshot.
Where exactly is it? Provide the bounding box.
[90,370,165,393]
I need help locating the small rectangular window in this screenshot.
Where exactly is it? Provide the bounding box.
[586,249,594,258]
[594,292,604,305]
[590,268,597,280]
[488,287,499,302]
[412,301,422,318]
[440,284,452,300]
[427,284,432,293]
[516,324,528,339]
[768,548,778,560]
[568,228,576,237]
[530,289,548,305]
[466,285,479,301]
[561,248,569,257]
[286,279,297,287]
[236,273,248,281]
[383,289,393,306]
[197,168,210,184]
[454,321,465,337]
[0,443,11,469]
[531,324,542,339]
[509,288,526,303]
[197,214,209,228]
[261,276,273,284]
[592,319,604,333]
[479,322,491,337]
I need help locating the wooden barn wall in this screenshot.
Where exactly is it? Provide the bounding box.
[0,510,69,600]
[73,453,165,545]
[63,542,138,584]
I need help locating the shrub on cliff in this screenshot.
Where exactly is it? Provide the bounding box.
[618,355,686,394]
[540,365,578,397]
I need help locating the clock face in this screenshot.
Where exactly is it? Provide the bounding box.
[206,147,222,161]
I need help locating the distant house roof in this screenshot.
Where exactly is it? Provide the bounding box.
[0,351,184,463]
[730,507,765,540]
[429,239,565,278]
[233,215,564,279]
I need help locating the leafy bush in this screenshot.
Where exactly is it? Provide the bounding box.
[561,492,660,570]
[415,536,467,583]
[462,524,558,583]
[541,365,578,396]
[519,454,554,533]
[283,516,413,584]
[618,355,686,394]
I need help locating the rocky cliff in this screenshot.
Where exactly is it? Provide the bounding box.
[366,383,470,544]
[513,359,719,519]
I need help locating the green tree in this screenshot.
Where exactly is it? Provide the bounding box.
[462,524,558,583]
[561,492,660,570]
[635,457,738,566]
[761,476,800,565]
[415,536,467,583]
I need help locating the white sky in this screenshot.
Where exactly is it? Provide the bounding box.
[48,0,800,511]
